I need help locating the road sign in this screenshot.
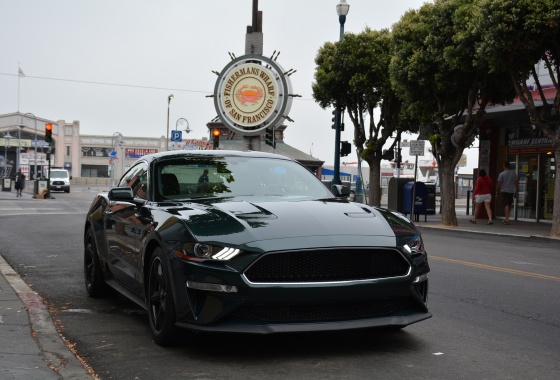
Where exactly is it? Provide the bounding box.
[109,150,117,158]
[171,130,182,142]
[409,140,425,156]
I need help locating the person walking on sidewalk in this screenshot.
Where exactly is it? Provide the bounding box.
[470,168,493,225]
[496,161,518,225]
[14,169,25,197]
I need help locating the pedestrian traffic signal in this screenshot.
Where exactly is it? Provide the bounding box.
[264,126,276,148]
[212,128,220,149]
[340,141,351,157]
[45,123,53,144]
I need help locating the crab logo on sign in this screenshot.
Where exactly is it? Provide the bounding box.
[214,54,293,136]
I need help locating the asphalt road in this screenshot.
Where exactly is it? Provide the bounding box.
[0,188,559,379]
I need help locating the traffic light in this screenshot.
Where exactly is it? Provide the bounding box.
[340,141,351,157]
[45,123,53,144]
[382,149,394,160]
[212,128,220,149]
[331,110,337,129]
[264,126,276,148]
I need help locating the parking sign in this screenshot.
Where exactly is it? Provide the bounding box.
[171,130,182,142]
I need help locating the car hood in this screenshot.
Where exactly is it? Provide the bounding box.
[168,199,408,250]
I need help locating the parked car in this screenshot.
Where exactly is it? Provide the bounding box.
[84,150,431,345]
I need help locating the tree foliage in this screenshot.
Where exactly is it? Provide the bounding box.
[312,28,412,206]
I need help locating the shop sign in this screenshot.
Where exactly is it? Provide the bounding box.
[508,137,553,154]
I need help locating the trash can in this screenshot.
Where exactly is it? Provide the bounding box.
[387,177,413,213]
[2,178,12,192]
[403,181,428,222]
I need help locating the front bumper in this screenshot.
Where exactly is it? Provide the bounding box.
[170,249,430,334]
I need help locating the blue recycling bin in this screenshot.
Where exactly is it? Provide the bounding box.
[403,181,428,222]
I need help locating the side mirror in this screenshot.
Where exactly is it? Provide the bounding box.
[331,184,351,198]
[108,187,134,201]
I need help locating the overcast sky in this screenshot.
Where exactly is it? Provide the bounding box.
[1,0,478,171]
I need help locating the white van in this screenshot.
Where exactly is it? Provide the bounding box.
[49,168,72,193]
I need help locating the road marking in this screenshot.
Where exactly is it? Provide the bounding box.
[430,255,560,282]
[510,261,545,267]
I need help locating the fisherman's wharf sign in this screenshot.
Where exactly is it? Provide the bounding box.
[214,54,293,135]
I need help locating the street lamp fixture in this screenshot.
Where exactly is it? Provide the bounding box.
[332,0,350,189]
[176,117,190,133]
[166,94,174,151]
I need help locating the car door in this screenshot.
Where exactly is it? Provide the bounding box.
[105,161,150,294]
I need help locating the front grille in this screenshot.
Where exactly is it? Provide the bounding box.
[230,298,414,323]
[52,181,65,185]
[244,249,410,283]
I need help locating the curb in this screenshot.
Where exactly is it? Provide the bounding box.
[416,224,560,243]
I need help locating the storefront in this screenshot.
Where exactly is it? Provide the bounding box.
[493,123,556,222]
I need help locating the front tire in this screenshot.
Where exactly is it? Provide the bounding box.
[147,248,177,346]
[84,228,108,297]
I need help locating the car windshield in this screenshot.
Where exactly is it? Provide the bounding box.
[154,156,332,202]
[50,171,68,179]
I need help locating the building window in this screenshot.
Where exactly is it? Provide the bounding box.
[81,165,109,178]
[66,146,71,157]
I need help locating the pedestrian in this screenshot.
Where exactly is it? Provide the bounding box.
[14,169,25,197]
[470,168,493,225]
[496,161,518,225]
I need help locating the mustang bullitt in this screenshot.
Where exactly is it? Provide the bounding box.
[84,150,430,345]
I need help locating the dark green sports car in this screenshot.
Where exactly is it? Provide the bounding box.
[84,150,430,345]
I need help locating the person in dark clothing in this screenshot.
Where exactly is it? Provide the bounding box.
[14,169,25,197]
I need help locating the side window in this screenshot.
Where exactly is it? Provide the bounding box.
[118,162,149,200]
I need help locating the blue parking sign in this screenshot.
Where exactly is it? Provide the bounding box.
[171,130,182,142]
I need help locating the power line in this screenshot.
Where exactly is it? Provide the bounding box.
[0,72,211,94]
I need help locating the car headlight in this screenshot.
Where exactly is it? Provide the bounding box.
[403,235,425,256]
[175,242,241,261]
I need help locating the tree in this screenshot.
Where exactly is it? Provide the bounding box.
[312,28,411,206]
[475,0,560,236]
[390,0,514,225]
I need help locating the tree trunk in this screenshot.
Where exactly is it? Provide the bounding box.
[367,156,382,207]
[439,158,458,226]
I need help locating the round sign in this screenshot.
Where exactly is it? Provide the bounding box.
[214,55,293,136]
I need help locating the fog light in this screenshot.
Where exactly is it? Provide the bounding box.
[186,281,238,293]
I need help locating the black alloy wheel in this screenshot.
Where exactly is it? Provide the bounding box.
[84,228,108,297]
[147,248,177,346]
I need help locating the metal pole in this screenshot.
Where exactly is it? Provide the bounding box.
[23,113,37,192]
[166,94,173,151]
[332,14,346,189]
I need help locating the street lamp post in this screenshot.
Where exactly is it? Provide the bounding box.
[24,113,38,180]
[3,132,13,175]
[332,0,350,189]
[166,94,174,151]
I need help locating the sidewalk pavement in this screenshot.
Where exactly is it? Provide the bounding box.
[0,189,557,379]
